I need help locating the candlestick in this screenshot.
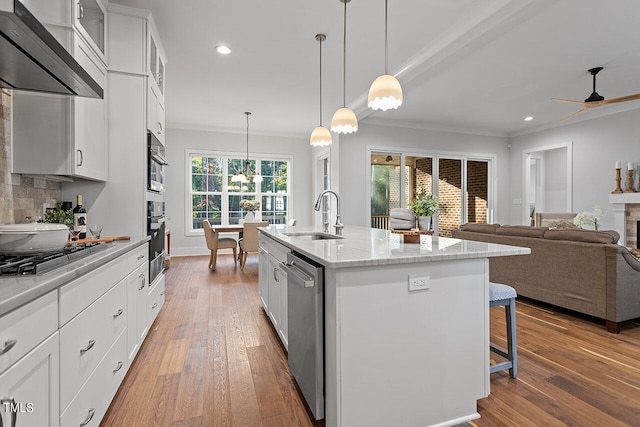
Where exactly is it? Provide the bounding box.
[612,167,623,193]
[624,168,635,193]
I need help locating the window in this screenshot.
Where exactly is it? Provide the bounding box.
[188,150,291,233]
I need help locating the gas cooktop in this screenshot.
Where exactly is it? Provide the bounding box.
[0,243,108,276]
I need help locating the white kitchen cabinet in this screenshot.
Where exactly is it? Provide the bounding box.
[0,291,59,427]
[148,24,165,100]
[258,235,289,349]
[73,0,108,66]
[258,246,269,309]
[11,0,108,181]
[148,273,165,326]
[0,333,60,427]
[59,278,127,411]
[59,331,127,427]
[12,35,107,182]
[147,81,166,144]
[126,262,149,364]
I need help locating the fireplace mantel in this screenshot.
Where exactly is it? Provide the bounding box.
[609,193,640,247]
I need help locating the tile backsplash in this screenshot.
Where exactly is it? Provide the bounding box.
[0,89,62,224]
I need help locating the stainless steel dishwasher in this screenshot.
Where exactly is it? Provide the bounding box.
[280,251,324,420]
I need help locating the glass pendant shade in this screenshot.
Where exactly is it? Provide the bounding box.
[310,126,332,146]
[253,173,263,183]
[331,107,358,134]
[368,74,403,111]
[232,172,249,183]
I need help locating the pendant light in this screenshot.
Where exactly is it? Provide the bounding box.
[310,34,332,146]
[231,112,262,183]
[331,0,358,134]
[368,0,403,111]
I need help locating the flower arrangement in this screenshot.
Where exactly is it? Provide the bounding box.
[574,205,603,230]
[410,190,439,217]
[239,199,261,211]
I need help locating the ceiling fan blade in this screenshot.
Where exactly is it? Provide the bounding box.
[601,94,640,104]
[561,107,587,122]
[552,97,585,105]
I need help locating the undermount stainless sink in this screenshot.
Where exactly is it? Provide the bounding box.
[282,232,344,240]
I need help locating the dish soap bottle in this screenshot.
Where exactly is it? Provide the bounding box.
[73,195,87,239]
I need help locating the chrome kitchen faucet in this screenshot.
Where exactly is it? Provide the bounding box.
[313,189,344,235]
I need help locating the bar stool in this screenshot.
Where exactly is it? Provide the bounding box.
[489,282,518,378]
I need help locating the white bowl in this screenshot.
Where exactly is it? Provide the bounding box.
[0,223,69,254]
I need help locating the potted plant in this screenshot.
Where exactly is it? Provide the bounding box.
[410,190,439,230]
[240,199,261,222]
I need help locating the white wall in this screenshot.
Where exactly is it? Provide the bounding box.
[338,124,511,227]
[508,108,640,229]
[165,127,313,256]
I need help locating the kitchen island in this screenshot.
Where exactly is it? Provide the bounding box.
[259,225,530,427]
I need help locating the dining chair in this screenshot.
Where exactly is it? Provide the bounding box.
[203,219,237,271]
[239,221,268,270]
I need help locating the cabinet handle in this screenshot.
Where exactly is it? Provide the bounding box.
[157,121,163,134]
[273,267,279,282]
[0,340,17,356]
[137,254,145,260]
[138,274,146,290]
[152,302,158,309]
[113,361,124,374]
[0,397,17,427]
[76,149,83,167]
[77,2,84,20]
[80,408,95,426]
[80,339,96,355]
[113,309,124,319]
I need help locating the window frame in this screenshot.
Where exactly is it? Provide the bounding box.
[185,149,293,236]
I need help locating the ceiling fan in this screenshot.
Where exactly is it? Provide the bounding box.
[552,67,640,121]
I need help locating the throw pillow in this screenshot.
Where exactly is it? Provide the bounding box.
[495,225,548,238]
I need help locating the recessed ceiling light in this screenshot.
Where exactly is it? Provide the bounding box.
[524,116,534,121]
[215,45,232,55]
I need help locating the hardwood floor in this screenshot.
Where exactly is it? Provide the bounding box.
[101,255,640,427]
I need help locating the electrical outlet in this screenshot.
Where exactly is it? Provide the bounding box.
[408,274,430,291]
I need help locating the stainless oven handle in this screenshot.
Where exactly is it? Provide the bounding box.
[280,261,315,288]
[150,152,169,165]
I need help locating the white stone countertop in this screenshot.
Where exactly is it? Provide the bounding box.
[259,225,531,268]
[0,236,150,317]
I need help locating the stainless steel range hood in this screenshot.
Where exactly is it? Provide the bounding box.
[0,0,103,98]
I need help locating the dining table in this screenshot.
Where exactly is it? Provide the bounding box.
[211,224,245,262]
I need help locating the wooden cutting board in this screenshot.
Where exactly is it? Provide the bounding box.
[67,235,131,245]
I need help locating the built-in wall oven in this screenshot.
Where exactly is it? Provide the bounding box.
[147,201,166,283]
[148,131,168,193]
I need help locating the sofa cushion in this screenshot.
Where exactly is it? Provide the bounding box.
[544,229,620,244]
[459,223,500,234]
[496,225,548,238]
[541,218,579,229]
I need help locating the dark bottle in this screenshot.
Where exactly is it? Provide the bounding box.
[73,195,87,239]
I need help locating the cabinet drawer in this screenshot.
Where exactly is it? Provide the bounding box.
[0,291,57,375]
[59,244,147,326]
[148,273,165,326]
[59,279,126,411]
[60,330,128,427]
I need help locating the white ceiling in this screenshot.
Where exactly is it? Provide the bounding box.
[110,0,640,138]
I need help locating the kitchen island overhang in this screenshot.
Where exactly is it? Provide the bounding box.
[259,225,530,427]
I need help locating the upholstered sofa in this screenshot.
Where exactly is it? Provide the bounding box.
[451,223,640,333]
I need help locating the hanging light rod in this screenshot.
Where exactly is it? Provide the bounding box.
[310,33,332,146]
[331,0,358,135]
[232,111,262,183]
[368,0,403,111]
